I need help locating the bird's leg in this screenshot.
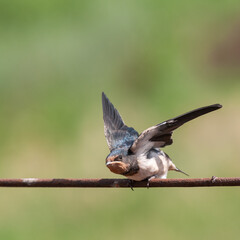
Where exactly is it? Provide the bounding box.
[146,176,156,189]
[128,179,134,191]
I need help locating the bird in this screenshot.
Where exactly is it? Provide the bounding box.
[102,92,222,184]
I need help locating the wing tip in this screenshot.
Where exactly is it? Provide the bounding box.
[101,92,125,130]
[102,92,111,112]
[102,91,107,103]
[212,103,222,109]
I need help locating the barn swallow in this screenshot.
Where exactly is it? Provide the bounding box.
[102,92,222,184]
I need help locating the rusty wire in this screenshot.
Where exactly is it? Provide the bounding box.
[0,177,239,188]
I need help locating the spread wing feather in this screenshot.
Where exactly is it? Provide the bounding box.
[102,92,139,151]
[130,104,222,155]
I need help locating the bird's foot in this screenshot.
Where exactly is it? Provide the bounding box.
[128,179,134,191]
[146,176,156,189]
[147,181,150,189]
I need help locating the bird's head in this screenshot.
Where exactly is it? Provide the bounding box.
[105,149,130,175]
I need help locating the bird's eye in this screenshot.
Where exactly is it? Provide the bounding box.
[114,155,122,161]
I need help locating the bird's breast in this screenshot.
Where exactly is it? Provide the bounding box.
[126,152,169,181]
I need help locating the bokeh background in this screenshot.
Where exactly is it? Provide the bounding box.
[0,1,240,239]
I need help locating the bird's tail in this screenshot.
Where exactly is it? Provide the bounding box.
[168,159,189,176]
[175,168,189,176]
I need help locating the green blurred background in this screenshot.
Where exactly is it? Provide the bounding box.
[0,0,240,239]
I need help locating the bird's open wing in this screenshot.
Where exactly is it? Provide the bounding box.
[130,104,222,155]
[102,92,139,151]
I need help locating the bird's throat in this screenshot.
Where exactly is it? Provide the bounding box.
[106,161,130,175]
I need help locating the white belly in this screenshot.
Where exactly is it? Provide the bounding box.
[127,153,169,181]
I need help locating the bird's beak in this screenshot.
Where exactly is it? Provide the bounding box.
[106,162,111,166]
